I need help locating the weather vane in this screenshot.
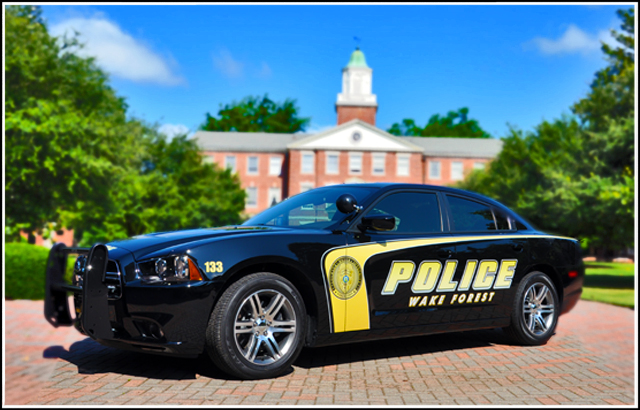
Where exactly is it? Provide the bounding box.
[353,36,362,49]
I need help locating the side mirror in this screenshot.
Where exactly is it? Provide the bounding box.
[360,214,396,232]
[336,194,360,214]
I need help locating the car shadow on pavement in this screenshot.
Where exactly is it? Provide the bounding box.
[42,338,231,380]
[41,328,515,380]
[295,328,513,369]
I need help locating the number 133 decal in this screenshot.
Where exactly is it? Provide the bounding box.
[205,261,223,273]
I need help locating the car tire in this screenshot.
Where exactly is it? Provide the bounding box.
[503,271,559,346]
[205,272,306,379]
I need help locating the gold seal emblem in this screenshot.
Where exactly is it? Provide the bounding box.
[329,256,363,300]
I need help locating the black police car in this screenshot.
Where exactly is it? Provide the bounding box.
[45,183,584,379]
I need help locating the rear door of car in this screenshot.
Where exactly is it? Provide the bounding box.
[442,193,529,323]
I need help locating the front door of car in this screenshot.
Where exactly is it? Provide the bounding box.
[339,190,458,331]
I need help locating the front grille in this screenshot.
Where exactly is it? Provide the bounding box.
[105,260,123,299]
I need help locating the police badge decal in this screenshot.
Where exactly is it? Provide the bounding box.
[329,256,363,300]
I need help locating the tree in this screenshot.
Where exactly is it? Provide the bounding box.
[201,94,310,133]
[458,8,635,259]
[65,130,246,246]
[5,6,246,245]
[388,107,491,138]
[5,5,130,239]
[572,8,634,132]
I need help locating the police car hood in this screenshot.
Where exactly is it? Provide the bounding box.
[106,226,288,260]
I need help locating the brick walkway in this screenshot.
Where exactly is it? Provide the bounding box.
[3,298,636,405]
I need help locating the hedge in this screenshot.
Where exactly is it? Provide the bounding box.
[5,243,74,300]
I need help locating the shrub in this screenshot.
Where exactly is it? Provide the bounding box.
[5,243,74,300]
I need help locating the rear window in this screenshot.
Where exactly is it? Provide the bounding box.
[447,195,497,231]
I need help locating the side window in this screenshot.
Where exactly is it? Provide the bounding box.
[515,220,528,230]
[365,192,441,233]
[494,209,511,230]
[446,195,497,231]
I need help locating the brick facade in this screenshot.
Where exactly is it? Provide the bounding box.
[336,105,377,126]
[213,148,493,215]
[203,151,287,211]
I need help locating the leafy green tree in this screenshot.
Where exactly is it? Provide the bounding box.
[5,5,246,245]
[572,8,634,131]
[459,8,634,258]
[65,131,246,246]
[201,94,310,133]
[388,107,491,138]
[5,5,129,239]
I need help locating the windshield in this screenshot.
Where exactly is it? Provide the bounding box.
[243,186,378,230]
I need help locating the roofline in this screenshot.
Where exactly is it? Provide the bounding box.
[287,119,424,152]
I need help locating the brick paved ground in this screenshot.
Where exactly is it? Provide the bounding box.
[3,298,636,406]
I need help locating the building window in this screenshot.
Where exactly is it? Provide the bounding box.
[269,156,282,176]
[326,152,339,175]
[246,187,257,208]
[372,153,386,175]
[474,161,486,170]
[268,187,281,207]
[247,156,259,175]
[451,161,464,180]
[397,155,410,176]
[300,182,315,193]
[301,151,314,174]
[429,160,441,180]
[225,155,236,173]
[349,153,362,174]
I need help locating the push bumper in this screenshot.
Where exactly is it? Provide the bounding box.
[44,243,217,357]
[44,243,112,339]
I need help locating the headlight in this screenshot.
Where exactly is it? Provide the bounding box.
[138,255,202,283]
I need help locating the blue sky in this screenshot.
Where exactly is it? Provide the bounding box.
[39,4,629,138]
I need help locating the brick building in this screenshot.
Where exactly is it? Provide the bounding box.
[194,48,503,215]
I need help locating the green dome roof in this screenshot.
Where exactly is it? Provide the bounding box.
[346,47,369,68]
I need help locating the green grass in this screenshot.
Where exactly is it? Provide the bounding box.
[581,262,636,309]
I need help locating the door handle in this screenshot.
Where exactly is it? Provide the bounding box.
[437,249,453,258]
[512,243,524,252]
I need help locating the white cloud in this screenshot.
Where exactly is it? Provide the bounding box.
[159,123,190,139]
[526,24,616,56]
[213,48,244,79]
[50,17,184,85]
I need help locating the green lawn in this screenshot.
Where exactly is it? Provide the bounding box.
[581,262,635,309]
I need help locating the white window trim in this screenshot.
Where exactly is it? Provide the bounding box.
[269,156,282,176]
[372,153,386,176]
[225,155,236,172]
[474,161,486,170]
[246,187,258,208]
[267,187,281,207]
[397,154,410,177]
[247,156,259,175]
[451,161,464,181]
[300,151,315,175]
[349,152,363,175]
[428,160,441,180]
[325,151,340,175]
